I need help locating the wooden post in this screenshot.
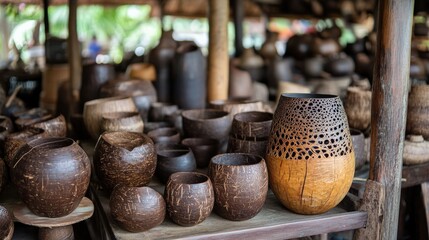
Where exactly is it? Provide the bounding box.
[365,0,414,239]
[231,0,244,57]
[43,0,50,37]
[68,0,81,117]
[207,0,229,102]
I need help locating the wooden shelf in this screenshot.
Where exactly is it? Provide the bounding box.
[89,184,366,240]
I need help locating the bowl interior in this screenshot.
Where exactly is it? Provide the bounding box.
[170,172,209,184]
[103,132,146,150]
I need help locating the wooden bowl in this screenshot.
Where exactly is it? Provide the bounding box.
[110,186,165,232]
[209,153,268,221]
[83,96,138,140]
[231,111,273,139]
[0,205,13,240]
[350,129,366,170]
[148,102,178,122]
[147,127,180,144]
[266,93,355,214]
[156,143,196,183]
[344,86,372,131]
[94,131,156,190]
[101,111,144,133]
[181,138,219,168]
[4,127,46,167]
[227,137,268,157]
[165,172,214,226]
[182,109,231,143]
[12,137,91,217]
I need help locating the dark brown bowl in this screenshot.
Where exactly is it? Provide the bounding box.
[209,153,268,221]
[156,143,196,183]
[12,137,91,217]
[350,128,366,170]
[165,172,214,226]
[0,205,13,240]
[29,114,67,137]
[231,111,273,139]
[227,137,268,157]
[148,102,179,122]
[181,138,219,168]
[110,186,165,232]
[182,109,231,143]
[147,127,180,144]
[94,131,156,190]
[4,127,46,167]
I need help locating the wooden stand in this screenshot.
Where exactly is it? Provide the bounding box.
[13,197,94,240]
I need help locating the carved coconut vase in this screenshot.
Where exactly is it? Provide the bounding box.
[266,93,355,215]
[11,137,91,217]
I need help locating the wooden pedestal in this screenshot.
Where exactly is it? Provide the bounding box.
[13,197,94,240]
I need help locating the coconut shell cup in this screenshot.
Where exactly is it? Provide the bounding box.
[350,129,366,170]
[94,131,156,190]
[165,172,214,226]
[231,111,273,139]
[344,87,372,131]
[83,96,138,140]
[4,127,46,167]
[0,205,13,240]
[407,85,429,139]
[11,137,91,217]
[100,111,144,133]
[147,127,181,144]
[156,143,196,183]
[182,109,231,144]
[110,186,165,232]
[25,114,67,137]
[181,138,219,168]
[209,153,268,221]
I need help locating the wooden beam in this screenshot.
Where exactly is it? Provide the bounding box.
[231,0,244,57]
[43,0,50,36]
[367,0,414,239]
[207,0,229,101]
[68,0,80,117]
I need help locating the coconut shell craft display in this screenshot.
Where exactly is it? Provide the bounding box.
[94,131,156,190]
[110,186,165,232]
[266,93,355,215]
[11,137,91,218]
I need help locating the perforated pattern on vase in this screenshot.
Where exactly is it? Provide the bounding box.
[268,97,352,160]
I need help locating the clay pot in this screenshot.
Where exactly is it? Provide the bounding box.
[227,137,268,157]
[164,172,214,226]
[4,127,46,167]
[144,121,172,134]
[83,96,138,140]
[344,87,372,131]
[350,129,366,170]
[324,55,355,76]
[156,143,196,183]
[148,102,178,122]
[260,31,279,61]
[312,38,341,57]
[172,42,206,109]
[0,205,13,240]
[80,63,115,109]
[210,100,265,119]
[285,34,313,60]
[181,138,219,168]
[148,30,177,102]
[94,131,156,190]
[11,137,91,217]
[231,111,273,139]
[182,109,231,144]
[266,93,355,214]
[209,153,268,221]
[110,186,165,232]
[407,85,429,139]
[101,112,144,133]
[125,63,156,82]
[147,127,180,144]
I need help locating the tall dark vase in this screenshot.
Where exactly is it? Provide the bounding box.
[172,42,206,109]
[148,31,177,103]
[80,63,115,111]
